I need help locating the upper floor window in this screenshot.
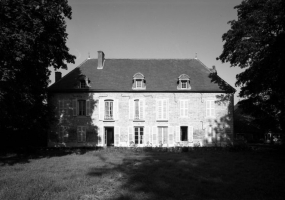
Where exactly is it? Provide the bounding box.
[132,72,146,90]
[206,100,215,118]
[80,80,86,88]
[105,100,113,120]
[179,100,189,118]
[99,99,119,121]
[129,98,145,120]
[156,99,169,121]
[78,100,86,116]
[177,74,191,90]
[77,75,90,89]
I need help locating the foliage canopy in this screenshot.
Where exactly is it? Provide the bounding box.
[217,0,285,135]
[0,0,75,147]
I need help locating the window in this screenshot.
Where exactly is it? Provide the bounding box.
[130,99,145,120]
[181,126,188,141]
[78,100,86,116]
[59,126,69,143]
[105,100,113,120]
[179,100,189,117]
[156,99,168,120]
[181,81,187,89]
[77,126,86,142]
[158,127,168,144]
[177,74,191,90]
[59,100,70,116]
[133,72,146,90]
[80,80,86,88]
[134,127,144,144]
[206,100,215,117]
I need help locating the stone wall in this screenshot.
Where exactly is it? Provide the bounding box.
[48,92,234,147]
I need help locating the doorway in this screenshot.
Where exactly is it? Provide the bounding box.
[105,127,114,147]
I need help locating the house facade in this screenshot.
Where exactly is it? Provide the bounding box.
[48,51,235,147]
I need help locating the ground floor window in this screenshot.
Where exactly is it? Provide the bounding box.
[158,127,168,144]
[181,126,188,141]
[134,127,144,144]
[77,126,86,142]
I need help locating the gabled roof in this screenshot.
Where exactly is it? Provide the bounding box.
[48,58,235,92]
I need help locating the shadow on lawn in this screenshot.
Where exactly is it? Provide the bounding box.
[87,151,226,200]
[0,147,101,166]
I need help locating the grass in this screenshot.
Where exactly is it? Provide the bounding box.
[0,147,285,200]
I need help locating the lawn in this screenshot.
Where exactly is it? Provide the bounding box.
[0,147,284,200]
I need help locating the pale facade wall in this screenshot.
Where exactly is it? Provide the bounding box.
[48,92,234,147]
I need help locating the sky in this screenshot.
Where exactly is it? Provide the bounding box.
[49,0,244,103]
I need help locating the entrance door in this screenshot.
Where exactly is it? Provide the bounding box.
[105,127,114,146]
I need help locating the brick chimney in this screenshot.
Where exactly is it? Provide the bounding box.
[97,51,105,69]
[55,71,62,82]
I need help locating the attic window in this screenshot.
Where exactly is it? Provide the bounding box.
[177,74,191,90]
[133,73,146,90]
[77,75,90,89]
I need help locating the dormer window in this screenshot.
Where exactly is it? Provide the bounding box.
[77,75,90,89]
[133,72,146,90]
[80,80,86,89]
[177,74,191,90]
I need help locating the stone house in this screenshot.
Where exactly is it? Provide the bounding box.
[48,51,235,147]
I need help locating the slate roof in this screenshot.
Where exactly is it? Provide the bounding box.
[48,58,235,92]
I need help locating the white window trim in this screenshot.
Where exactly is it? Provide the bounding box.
[179,99,189,118]
[134,127,144,146]
[206,99,216,118]
[156,99,169,121]
[130,98,145,121]
[99,98,119,121]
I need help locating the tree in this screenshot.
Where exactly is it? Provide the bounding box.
[0,0,76,147]
[217,0,285,138]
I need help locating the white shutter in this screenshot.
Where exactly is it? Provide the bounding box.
[169,126,174,145]
[98,126,104,145]
[184,100,189,117]
[166,99,169,120]
[72,99,77,116]
[210,101,215,117]
[156,99,161,120]
[179,100,183,117]
[128,126,133,146]
[176,126,180,142]
[129,99,134,120]
[139,99,145,120]
[86,100,90,116]
[163,100,167,119]
[152,126,157,145]
[144,126,150,145]
[188,126,193,142]
[206,100,210,117]
[114,99,119,120]
[99,99,104,120]
[115,126,120,146]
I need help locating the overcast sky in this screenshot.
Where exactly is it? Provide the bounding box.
[50,0,244,103]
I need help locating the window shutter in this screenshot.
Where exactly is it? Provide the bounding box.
[156,99,161,120]
[175,126,180,142]
[206,100,210,117]
[128,126,134,146]
[157,127,162,144]
[139,99,145,120]
[166,99,169,120]
[210,101,215,117]
[184,100,189,117]
[99,99,104,120]
[129,99,134,120]
[82,127,86,142]
[114,99,119,120]
[115,126,120,146]
[179,100,183,117]
[99,126,104,145]
[86,100,90,116]
[77,127,81,142]
[169,126,174,145]
[188,126,193,142]
[152,126,157,145]
[144,126,150,145]
[72,99,77,116]
[163,100,167,119]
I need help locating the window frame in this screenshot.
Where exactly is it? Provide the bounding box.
[206,99,215,118]
[80,80,86,89]
[133,72,146,90]
[134,127,144,145]
[157,126,168,145]
[156,99,168,121]
[78,100,86,116]
[77,126,86,143]
[104,100,114,120]
[180,126,188,141]
[177,74,191,90]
